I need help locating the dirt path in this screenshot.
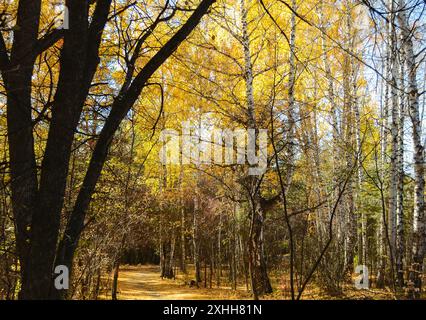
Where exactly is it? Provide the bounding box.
[111,265,397,300]
[114,265,246,300]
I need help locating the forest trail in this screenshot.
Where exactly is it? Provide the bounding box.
[114,265,247,300]
[111,265,398,300]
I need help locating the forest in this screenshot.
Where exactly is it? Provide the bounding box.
[0,0,425,301]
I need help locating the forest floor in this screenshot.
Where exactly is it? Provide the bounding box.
[107,265,397,300]
[109,265,250,300]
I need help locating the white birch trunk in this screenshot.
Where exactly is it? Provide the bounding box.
[398,0,425,298]
[389,4,399,261]
[286,0,297,187]
[396,47,405,288]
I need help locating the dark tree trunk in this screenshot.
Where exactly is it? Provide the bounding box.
[161,240,175,279]
[248,198,272,299]
[3,0,41,299]
[26,0,91,299]
[111,261,120,300]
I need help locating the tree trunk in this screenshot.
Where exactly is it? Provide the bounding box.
[179,165,186,273]
[285,0,297,187]
[248,197,273,298]
[389,4,399,269]
[377,22,391,288]
[3,0,41,299]
[193,182,201,284]
[111,261,120,300]
[217,210,222,287]
[396,51,405,288]
[240,0,272,298]
[397,0,426,298]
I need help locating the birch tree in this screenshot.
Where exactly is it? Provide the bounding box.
[397,0,425,298]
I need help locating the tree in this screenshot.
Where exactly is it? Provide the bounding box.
[397,0,425,298]
[0,0,215,299]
